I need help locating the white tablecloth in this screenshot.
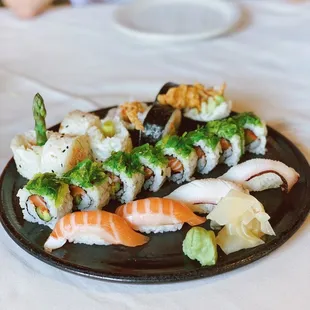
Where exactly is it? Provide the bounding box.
[0,1,309,309]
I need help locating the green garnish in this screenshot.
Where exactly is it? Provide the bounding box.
[62,159,107,189]
[207,118,245,154]
[26,173,68,208]
[103,152,143,177]
[33,93,48,146]
[156,135,194,158]
[233,112,263,128]
[132,144,168,168]
[102,120,116,137]
[182,227,218,267]
[184,130,220,151]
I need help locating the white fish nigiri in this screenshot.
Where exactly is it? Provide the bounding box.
[219,159,300,193]
[166,179,247,214]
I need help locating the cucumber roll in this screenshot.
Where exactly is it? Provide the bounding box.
[157,82,231,122]
[17,173,73,228]
[88,117,132,162]
[59,110,101,136]
[206,118,245,167]
[184,130,221,174]
[62,159,110,211]
[233,112,267,155]
[41,132,92,176]
[132,144,171,192]
[103,152,144,203]
[156,135,198,184]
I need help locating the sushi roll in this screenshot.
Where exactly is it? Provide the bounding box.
[103,152,144,203]
[62,159,110,211]
[140,103,182,145]
[132,144,171,192]
[87,117,132,162]
[41,132,92,176]
[233,112,267,155]
[17,173,73,229]
[59,110,101,136]
[116,197,206,234]
[206,118,245,167]
[184,129,221,175]
[11,93,51,180]
[117,101,151,131]
[156,135,198,184]
[156,82,231,122]
[10,130,52,180]
[219,159,300,193]
[44,210,149,252]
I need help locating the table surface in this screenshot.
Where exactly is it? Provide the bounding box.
[0,1,309,309]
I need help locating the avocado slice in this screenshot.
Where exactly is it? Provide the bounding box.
[35,206,52,222]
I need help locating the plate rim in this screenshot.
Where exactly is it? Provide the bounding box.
[1,107,310,284]
[112,0,242,43]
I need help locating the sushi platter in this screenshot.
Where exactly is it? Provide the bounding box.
[0,82,309,283]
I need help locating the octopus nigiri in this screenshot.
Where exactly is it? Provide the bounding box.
[166,179,247,214]
[219,159,299,192]
[115,197,206,234]
[44,211,149,252]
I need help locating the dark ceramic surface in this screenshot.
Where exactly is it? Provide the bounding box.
[0,107,309,283]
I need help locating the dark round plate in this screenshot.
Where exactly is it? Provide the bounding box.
[1,107,309,284]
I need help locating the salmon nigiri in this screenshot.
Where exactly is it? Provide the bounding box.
[44,210,149,252]
[116,197,206,234]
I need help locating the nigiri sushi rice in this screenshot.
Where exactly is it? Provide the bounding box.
[233,112,267,155]
[41,132,92,176]
[116,197,206,234]
[88,117,132,162]
[132,144,171,192]
[185,130,221,175]
[62,159,110,211]
[44,210,149,252]
[59,110,101,136]
[10,130,53,180]
[156,135,198,184]
[207,118,244,167]
[17,173,73,229]
[103,152,144,203]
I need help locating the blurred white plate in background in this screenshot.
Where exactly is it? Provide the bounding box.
[113,0,241,42]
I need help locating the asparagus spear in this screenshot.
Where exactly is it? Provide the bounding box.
[33,93,47,146]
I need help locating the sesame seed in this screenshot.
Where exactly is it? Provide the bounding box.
[61,164,63,167]
[51,170,54,173]
[66,125,69,128]
[19,165,22,168]
[62,150,66,153]
[66,146,69,149]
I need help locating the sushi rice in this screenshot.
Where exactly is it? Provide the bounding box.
[41,132,92,176]
[17,173,73,229]
[157,135,198,184]
[88,117,132,162]
[10,130,54,180]
[132,144,171,192]
[233,112,268,155]
[59,110,101,136]
[207,118,245,167]
[62,159,110,211]
[103,152,144,203]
